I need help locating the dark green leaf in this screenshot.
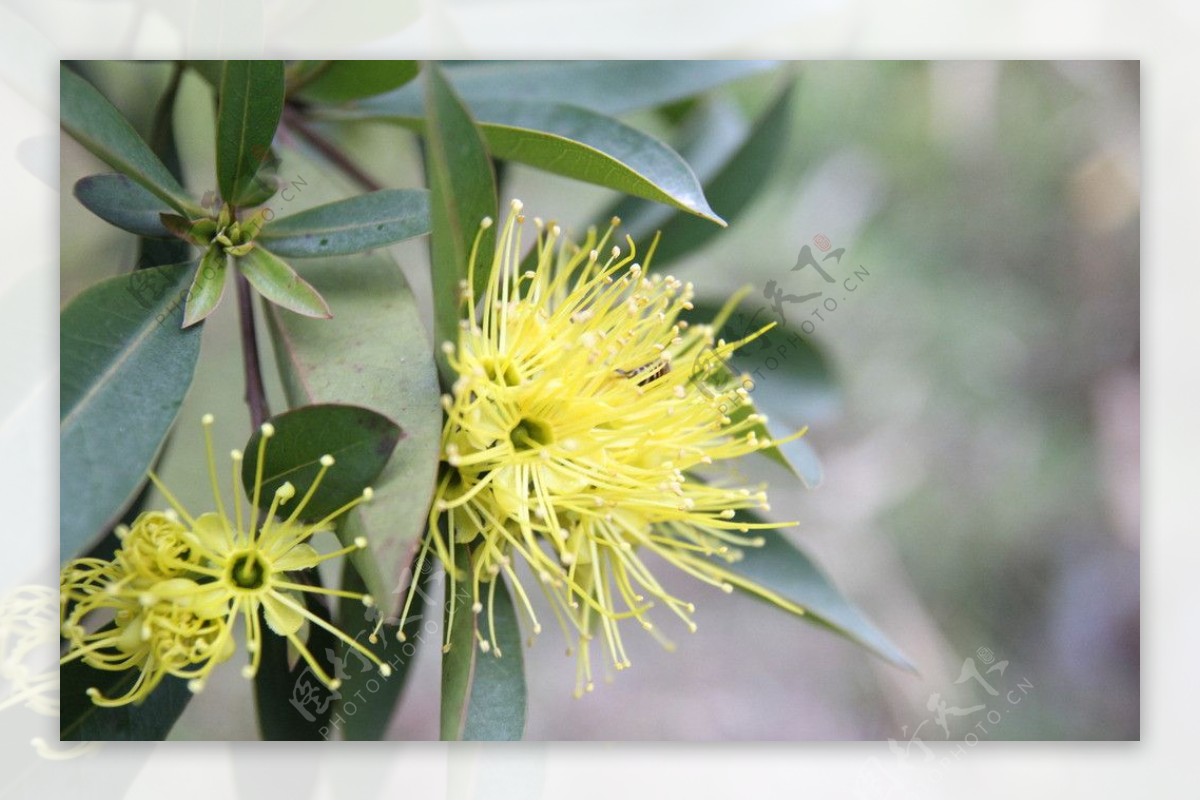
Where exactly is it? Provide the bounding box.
[216,60,285,206]
[73,173,174,238]
[722,510,914,671]
[357,99,723,226]
[263,150,442,622]
[237,246,331,319]
[240,404,401,522]
[617,81,796,266]
[182,246,229,327]
[422,62,497,382]
[359,60,777,117]
[440,545,527,741]
[60,65,197,215]
[59,661,191,741]
[234,146,283,208]
[295,60,419,104]
[253,593,339,740]
[60,263,202,562]
[334,520,430,740]
[259,189,430,258]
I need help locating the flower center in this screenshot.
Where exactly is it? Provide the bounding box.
[227,550,271,592]
[481,357,522,387]
[509,417,554,452]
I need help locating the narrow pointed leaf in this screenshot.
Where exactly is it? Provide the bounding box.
[238,246,331,319]
[440,545,527,741]
[60,66,196,215]
[263,151,441,622]
[350,99,723,226]
[359,60,777,117]
[259,189,430,258]
[60,263,202,561]
[723,510,914,671]
[422,62,497,381]
[240,404,402,521]
[73,173,174,237]
[295,60,419,104]
[182,246,229,327]
[217,60,285,205]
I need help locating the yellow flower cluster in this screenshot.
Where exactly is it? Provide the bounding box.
[402,200,804,695]
[59,416,389,706]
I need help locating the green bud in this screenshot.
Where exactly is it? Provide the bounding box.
[225,241,256,257]
[217,203,232,230]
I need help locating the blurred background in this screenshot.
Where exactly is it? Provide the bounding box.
[59,60,1140,742]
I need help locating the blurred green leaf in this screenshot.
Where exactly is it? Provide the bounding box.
[295,60,419,104]
[616,80,795,266]
[238,246,331,319]
[60,263,202,562]
[241,404,402,521]
[60,661,191,741]
[216,60,285,206]
[421,62,497,383]
[359,60,777,116]
[440,545,527,741]
[182,246,229,327]
[60,65,197,216]
[73,173,174,238]
[719,510,914,672]
[264,151,442,624]
[259,189,430,258]
[334,524,430,740]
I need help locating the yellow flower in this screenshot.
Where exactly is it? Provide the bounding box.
[402,200,804,695]
[59,414,391,705]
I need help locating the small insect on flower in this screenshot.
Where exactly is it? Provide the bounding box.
[614,358,671,386]
[59,414,391,707]
[401,200,808,697]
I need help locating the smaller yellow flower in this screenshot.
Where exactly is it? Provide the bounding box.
[59,414,391,706]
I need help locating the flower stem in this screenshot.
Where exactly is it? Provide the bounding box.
[236,271,270,429]
[282,105,383,192]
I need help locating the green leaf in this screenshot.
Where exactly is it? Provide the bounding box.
[237,246,332,319]
[73,173,174,238]
[722,510,914,671]
[182,246,229,327]
[358,99,723,226]
[259,189,430,258]
[440,545,527,741]
[422,62,497,382]
[253,593,339,740]
[216,60,285,206]
[616,80,796,266]
[295,60,419,104]
[60,66,197,215]
[60,263,203,562]
[59,661,191,741]
[240,404,402,521]
[358,60,777,117]
[334,522,430,740]
[263,151,442,623]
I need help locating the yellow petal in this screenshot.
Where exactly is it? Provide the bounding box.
[262,591,304,636]
[273,543,320,571]
[189,512,233,556]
